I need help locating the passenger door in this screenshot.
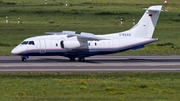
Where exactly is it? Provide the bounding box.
[39,40,46,54]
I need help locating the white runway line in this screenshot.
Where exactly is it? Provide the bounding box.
[1,69,180,72]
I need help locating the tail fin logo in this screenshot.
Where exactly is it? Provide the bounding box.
[149,14,152,17]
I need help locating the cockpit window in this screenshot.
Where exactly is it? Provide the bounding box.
[21,41,28,45]
[21,41,35,45]
[29,41,35,45]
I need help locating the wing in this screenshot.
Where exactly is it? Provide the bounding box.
[45,31,109,41]
[45,31,76,35]
[71,32,108,41]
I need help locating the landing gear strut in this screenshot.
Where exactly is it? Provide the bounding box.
[21,56,29,62]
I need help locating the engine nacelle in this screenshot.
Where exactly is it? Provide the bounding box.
[60,40,86,49]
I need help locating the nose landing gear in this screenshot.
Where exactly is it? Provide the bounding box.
[21,56,29,62]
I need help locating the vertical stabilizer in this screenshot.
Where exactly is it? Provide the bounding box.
[127,5,162,38]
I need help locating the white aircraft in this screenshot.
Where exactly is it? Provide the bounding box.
[11,5,163,62]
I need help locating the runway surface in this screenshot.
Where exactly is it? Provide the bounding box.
[0,56,180,72]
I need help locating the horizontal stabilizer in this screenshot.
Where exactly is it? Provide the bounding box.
[144,5,163,12]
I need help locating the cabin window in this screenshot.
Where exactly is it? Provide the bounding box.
[95,43,97,46]
[56,43,58,46]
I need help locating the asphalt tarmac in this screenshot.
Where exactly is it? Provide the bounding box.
[0,56,180,72]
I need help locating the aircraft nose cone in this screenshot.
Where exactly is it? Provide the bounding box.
[11,47,20,55]
[11,48,18,55]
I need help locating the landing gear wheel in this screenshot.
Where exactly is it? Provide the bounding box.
[78,57,85,62]
[22,58,27,62]
[21,56,29,62]
[69,57,75,61]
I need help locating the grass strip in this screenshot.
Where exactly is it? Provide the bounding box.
[0,72,180,101]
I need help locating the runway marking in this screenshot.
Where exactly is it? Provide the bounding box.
[1,69,180,72]
[1,62,180,67]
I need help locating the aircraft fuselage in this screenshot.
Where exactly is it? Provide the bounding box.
[11,5,162,62]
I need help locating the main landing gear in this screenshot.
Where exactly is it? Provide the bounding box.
[69,57,76,61]
[21,56,29,62]
[78,56,85,62]
[69,56,85,62]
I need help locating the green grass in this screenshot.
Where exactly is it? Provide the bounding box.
[0,1,180,101]
[0,0,179,6]
[0,72,180,101]
[0,0,180,55]
[0,2,180,101]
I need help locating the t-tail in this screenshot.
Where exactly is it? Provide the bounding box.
[123,5,162,38]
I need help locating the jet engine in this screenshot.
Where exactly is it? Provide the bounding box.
[60,40,87,49]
